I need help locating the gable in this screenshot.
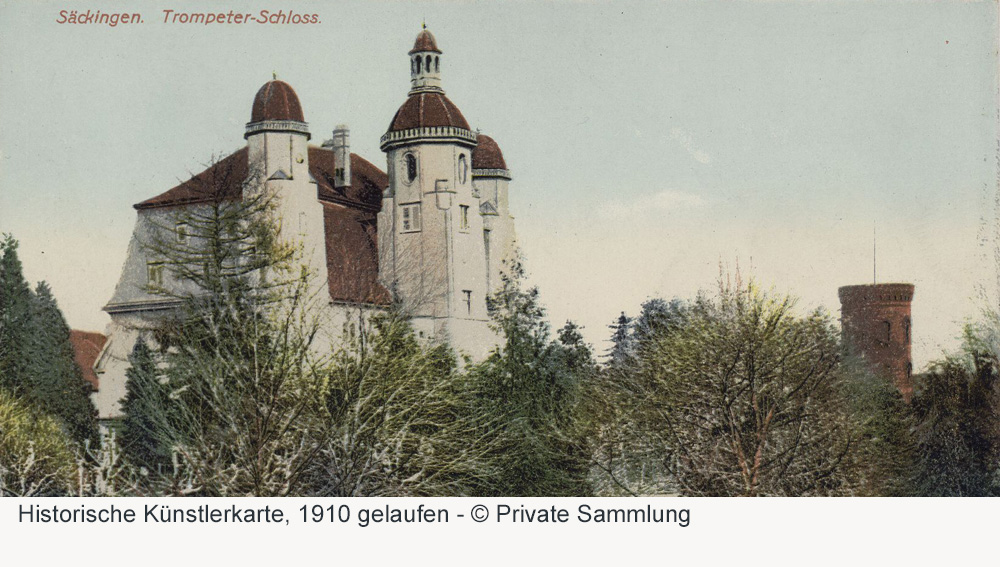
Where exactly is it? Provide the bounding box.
[131,146,391,306]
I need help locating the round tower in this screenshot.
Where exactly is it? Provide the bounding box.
[243,79,326,288]
[838,283,915,401]
[378,27,495,359]
[472,133,516,293]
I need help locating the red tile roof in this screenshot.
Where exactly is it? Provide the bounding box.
[410,29,442,55]
[388,92,470,132]
[472,134,507,170]
[69,330,106,391]
[132,146,392,306]
[134,147,248,210]
[323,203,391,305]
[251,80,305,123]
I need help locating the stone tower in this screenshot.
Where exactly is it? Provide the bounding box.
[471,134,517,293]
[244,80,327,285]
[378,27,496,359]
[838,283,915,401]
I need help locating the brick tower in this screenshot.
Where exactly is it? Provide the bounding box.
[838,283,915,401]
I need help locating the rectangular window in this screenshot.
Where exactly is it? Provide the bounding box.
[463,290,472,315]
[400,203,422,233]
[175,222,189,243]
[147,261,165,291]
[459,205,469,231]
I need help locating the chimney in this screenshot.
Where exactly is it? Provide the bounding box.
[332,125,350,189]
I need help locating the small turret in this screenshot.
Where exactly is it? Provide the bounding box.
[409,26,443,94]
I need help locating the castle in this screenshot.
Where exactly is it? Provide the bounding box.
[89,28,517,422]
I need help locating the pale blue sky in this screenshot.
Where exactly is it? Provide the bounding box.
[1,0,997,367]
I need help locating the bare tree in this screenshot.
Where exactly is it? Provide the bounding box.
[629,275,856,496]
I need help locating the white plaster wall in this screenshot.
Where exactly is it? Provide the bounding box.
[382,140,497,359]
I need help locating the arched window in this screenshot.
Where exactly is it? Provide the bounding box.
[883,320,891,343]
[906,362,913,380]
[458,154,468,184]
[435,56,440,72]
[904,317,911,344]
[412,57,418,74]
[405,153,417,183]
[425,54,432,73]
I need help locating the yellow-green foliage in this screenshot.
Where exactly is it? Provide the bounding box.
[0,389,77,496]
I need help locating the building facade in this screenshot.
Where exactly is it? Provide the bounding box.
[90,28,517,421]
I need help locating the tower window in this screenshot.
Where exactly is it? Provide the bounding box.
[425,54,432,73]
[463,290,472,314]
[484,229,492,290]
[146,261,165,290]
[904,317,911,344]
[435,56,439,72]
[459,205,470,231]
[405,153,418,183]
[882,320,891,343]
[400,203,422,233]
[458,154,468,184]
[175,222,189,243]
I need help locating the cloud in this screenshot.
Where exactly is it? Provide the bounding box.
[670,127,713,164]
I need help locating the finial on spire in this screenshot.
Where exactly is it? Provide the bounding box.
[272,71,277,81]
[422,19,426,30]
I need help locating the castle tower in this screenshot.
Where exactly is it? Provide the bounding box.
[378,27,496,359]
[471,134,517,292]
[838,283,915,401]
[244,79,327,287]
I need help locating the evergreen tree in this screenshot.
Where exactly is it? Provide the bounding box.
[606,312,634,369]
[472,259,593,496]
[0,234,33,393]
[118,339,173,473]
[633,297,688,352]
[25,282,99,447]
[0,235,98,447]
[138,155,329,495]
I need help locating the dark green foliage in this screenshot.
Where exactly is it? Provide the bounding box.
[0,234,34,393]
[0,235,98,447]
[842,358,918,496]
[912,346,1000,496]
[472,259,595,496]
[605,312,634,369]
[25,283,99,447]
[633,297,688,353]
[118,339,174,472]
